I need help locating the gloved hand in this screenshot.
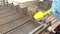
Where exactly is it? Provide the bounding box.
[51,0,60,20]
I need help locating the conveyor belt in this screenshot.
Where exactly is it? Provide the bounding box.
[0,16,32,34]
[7,19,40,34]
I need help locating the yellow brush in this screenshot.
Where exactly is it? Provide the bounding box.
[34,8,52,21]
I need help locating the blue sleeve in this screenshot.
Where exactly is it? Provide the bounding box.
[51,0,60,20]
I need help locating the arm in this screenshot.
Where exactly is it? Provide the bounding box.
[51,0,60,20]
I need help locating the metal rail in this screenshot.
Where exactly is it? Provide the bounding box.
[29,24,44,34]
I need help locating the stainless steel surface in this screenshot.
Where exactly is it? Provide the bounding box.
[7,20,40,34]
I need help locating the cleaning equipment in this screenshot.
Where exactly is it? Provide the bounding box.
[34,8,52,21]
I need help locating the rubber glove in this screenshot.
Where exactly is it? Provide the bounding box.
[51,0,60,20]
